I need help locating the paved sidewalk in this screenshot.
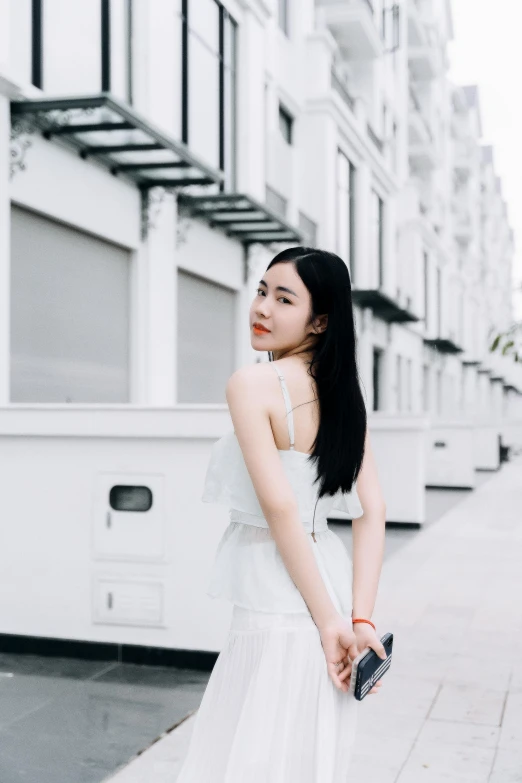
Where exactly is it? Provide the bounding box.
[105,457,522,783]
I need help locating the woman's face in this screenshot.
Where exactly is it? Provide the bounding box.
[249,262,327,359]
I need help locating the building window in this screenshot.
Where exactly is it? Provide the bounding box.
[266,185,288,218]
[104,0,133,102]
[10,206,130,403]
[373,347,383,411]
[371,190,384,289]
[181,0,237,185]
[336,150,356,274]
[278,104,293,145]
[299,212,317,246]
[278,0,290,36]
[177,271,236,403]
[28,0,132,99]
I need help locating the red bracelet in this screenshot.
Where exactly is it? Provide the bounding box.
[352,617,376,631]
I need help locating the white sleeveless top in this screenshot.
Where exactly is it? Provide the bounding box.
[202,362,364,615]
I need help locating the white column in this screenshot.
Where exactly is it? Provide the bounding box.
[0,95,9,404]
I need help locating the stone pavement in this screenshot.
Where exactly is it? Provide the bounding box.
[105,456,522,783]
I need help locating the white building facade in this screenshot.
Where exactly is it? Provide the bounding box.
[0,0,520,655]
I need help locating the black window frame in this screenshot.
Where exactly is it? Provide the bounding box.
[372,347,383,412]
[31,0,133,102]
[181,0,237,189]
[278,103,294,145]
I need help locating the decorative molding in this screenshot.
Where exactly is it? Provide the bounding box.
[9,105,96,179]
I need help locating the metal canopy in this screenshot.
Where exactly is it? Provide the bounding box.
[423,337,464,355]
[177,193,302,245]
[350,289,419,324]
[10,93,223,191]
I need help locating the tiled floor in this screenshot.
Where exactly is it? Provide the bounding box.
[0,467,504,783]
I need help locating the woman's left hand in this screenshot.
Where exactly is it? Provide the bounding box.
[352,622,387,695]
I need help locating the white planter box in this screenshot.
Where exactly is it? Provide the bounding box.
[367,414,429,526]
[426,420,475,489]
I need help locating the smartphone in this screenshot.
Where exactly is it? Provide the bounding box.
[349,632,393,701]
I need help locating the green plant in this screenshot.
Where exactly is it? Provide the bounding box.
[489,321,522,362]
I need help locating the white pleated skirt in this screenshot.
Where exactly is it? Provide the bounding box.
[175,605,359,783]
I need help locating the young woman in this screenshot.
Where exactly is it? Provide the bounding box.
[176,247,387,782]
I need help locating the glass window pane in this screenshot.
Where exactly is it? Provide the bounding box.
[188,29,220,169]
[189,0,219,53]
[43,0,102,93]
[177,271,236,403]
[110,0,132,103]
[10,207,130,403]
[148,0,182,137]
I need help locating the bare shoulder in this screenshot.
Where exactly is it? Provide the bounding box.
[225,363,278,410]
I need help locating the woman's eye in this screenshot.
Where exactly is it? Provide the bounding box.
[256,289,290,304]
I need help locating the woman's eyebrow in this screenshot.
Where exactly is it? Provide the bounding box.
[258,280,299,297]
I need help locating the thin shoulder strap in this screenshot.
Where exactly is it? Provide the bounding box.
[271,363,295,450]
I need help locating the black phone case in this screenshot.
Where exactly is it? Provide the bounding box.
[350,632,393,701]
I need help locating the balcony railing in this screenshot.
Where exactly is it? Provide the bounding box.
[331,67,355,112]
[367,123,384,154]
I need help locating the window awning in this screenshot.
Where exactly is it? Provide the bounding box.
[350,289,420,323]
[177,193,303,245]
[10,93,223,190]
[423,337,464,354]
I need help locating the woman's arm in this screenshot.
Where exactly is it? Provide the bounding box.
[351,427,386,620]
[226,366,340,631]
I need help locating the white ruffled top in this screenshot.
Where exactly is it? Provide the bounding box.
[201,363,364,615]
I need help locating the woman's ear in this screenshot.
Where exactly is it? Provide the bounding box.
[314,314,328,334]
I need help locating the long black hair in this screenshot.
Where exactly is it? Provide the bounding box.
[266,246,367,499]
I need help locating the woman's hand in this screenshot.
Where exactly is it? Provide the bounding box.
[319,617,360,692]
[352,622,387,695]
